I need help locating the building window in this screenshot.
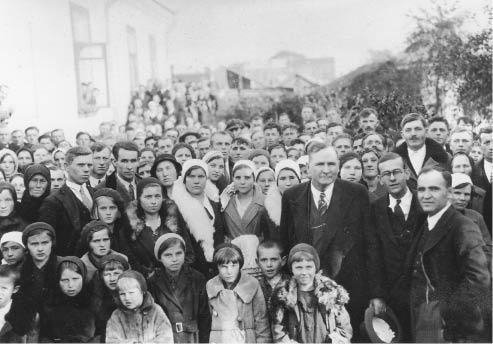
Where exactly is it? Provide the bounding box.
[127,26,139,91]
[70,2,109,116]
[149,35,158,77]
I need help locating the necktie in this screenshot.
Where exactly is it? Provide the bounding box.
[80,186,93,211]
[128,183,135,201]
[318,192,328,214]
[394,199,405,223]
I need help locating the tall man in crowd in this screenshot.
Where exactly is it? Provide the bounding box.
[407,167,490,342]
[89,142,112,188]
[96,141,139,205]
[39,146,94,256]
[366,152,426,340]
[449,127,474,155]
[280,142,370,340]
[395,113,449,191]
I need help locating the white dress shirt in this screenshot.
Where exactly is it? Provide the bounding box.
[484,160,492,183]
[117,174,136,199]
[427,203,451,231]
[408,145,427,175]
[311,182,335,209]
[89,175,106,188]
[388,187,413,221]
[65,179,90,204]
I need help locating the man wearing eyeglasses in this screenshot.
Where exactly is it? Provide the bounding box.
[366,152,426,341]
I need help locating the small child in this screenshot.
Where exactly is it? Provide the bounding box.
[270,243,352,343]
[256,240,290,307]
[105,270,173,343]
[0,232,26,270]
[0,265,23,343]
[206,243,271,343]
[148,233,211,343]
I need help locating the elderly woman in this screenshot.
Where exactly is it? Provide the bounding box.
[126,177,195,278]
[172,159,225,279]
[18,164,51,223]
[150,154,182,198]
[16,147,34,173]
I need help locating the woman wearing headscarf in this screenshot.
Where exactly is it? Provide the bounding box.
[0,182,28,237]
[0,148,19,180]
[150,154,182,198]
[171,159,225,279]
[17,164,51,223]
[263,159,301,241]
[16,147,34,173]
[125,177,195,278]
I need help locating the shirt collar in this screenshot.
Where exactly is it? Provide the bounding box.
[310,181,335,208]
[66,179,83,191]
[116,173,135,189]
[408,144,426,156]
[388,187,412,208]
[427,203,451,231]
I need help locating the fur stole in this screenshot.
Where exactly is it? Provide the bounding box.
[125,199,180,241]
[171,178,216,262]
[264,185,282,226]
[271,272,350,323]
[204,180,220,202]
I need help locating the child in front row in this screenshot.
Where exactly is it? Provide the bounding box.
[0,265,23,343]
[105,270,174,343]
[206,243,271,343]
[270,243,353,343]
[256,240,290,307]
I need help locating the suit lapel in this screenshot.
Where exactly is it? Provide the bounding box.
[423,207,454,254]
[57,185,82,230]
[376,196,399,246]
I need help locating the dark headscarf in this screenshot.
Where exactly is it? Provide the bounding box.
[0,182,27,234]
[18,164,51,223]
[15,147,33,174]
[150,154,182,179]
[54,256,90,306]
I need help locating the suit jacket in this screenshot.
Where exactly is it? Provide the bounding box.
[394,138,449,191]
[471,159,491,192]
[95,171,137,206]
[461,208,492,271]
[279,179,370,335]
[405,207,490,335]
[39,184,93,256]
[367,192,426,300]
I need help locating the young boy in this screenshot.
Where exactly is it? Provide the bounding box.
[0,232,26,270]
[256,240,290,306]
[0,265,23,342]
[105,270,173,343]
[270,243,353,343]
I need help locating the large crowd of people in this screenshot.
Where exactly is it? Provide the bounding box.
[0,103,491,343]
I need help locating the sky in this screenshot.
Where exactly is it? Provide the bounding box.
[165,0,489,77]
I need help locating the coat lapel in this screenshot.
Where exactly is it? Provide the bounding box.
[154,270,184,312]
[57,185,82,231]
[375,196,399,246]
[422,206,454,254]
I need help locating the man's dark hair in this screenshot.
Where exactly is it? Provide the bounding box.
[76,131,91,140]
[263,122,281,134]
[377,152,408,172]
[144,136,157,145]
[0,265,20,286]
[400,113,427,129]
[171,143,196,159]
[38,134,53,143]
[197,137,210,144]
[362,131,387,148]
[90,142,110,154]
[333,133,353,145]
[479,127,492,137]
[419,166,452,188]
[288,138,305,146]
[232,137,251,147]
[456,116,474,126]
[307,141,328,157]
[24,126,39,135]
[112,141,140,160]
[257,239,285,257]
[428,116,450,130]
[268,144,287,155]
[66,146,92,165]
[359,108,377,119]
[313,128,325,135]
[326,122,343,131]
[281,123,299,134]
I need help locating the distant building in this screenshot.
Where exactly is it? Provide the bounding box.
[214,51,335,94]
[1,0,173,139]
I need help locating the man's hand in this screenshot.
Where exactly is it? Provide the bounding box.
[369,298,387,315]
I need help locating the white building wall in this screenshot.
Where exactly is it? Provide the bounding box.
[0,0,172,143]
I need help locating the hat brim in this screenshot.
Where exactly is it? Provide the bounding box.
[178,132,201,142]
[363,306,402,343]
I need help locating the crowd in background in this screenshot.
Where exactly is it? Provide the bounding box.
[0,98,490,343]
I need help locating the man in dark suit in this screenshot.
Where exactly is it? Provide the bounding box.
[395,113,449,191]
[95,141,139,206]
[366,152,426,340]
[280,141,370,340]
[471,127,492,194]
[406,167,490,342]
[39,146,94,256]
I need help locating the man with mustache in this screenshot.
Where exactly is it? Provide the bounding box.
[394,113,449,191]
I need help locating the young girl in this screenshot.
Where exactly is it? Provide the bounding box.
[206,243,271,343]
[89,254,130,342]
[78,220,128,281]
[106,270,173,343]
[41,256,97,342]
[148,233,211,343]
[255,167,275,195]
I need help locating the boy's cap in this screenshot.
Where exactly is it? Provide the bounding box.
[22,222,56,246]
[117,270,147,293]
[288,243,320,271]
[100,253,130,271]
[0,231,25,248]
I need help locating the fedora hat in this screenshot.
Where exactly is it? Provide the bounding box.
[361,306,402,343]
